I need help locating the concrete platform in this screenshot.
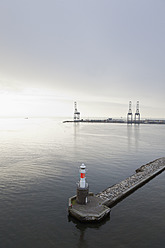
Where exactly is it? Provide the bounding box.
[68,194,110,222]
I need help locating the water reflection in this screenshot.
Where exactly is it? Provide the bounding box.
[127,124,140,152]
[68,214,110,227]
[134,124,140,151]
[68,214,110,248]
[73,122,80,138]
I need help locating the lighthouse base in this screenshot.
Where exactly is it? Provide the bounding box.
[76,184,89,205]
[68,193,111,222]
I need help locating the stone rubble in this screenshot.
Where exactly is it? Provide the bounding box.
[96,157,165,203]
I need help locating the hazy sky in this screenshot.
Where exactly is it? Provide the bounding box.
[0,0,165,118]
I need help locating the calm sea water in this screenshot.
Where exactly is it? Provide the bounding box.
[0,117,165,248]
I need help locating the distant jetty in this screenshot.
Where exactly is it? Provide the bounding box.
[63,118,165,124]
[68,158,165,222]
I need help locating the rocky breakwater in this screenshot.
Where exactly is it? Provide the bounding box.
[96,157,165,207]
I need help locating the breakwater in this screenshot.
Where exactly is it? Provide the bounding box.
[96,157,165,207]
[68,157,165,222]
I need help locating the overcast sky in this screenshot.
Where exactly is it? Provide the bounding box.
[0,0,165,118]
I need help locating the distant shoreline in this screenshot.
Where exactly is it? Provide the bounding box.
[63,118,165,124]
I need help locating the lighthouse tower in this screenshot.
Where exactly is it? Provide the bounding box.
[76,164,89,205]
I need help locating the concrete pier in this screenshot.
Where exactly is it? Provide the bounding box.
[68,157,165,222]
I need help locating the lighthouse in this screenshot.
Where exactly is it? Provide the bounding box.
[76,163,89,205]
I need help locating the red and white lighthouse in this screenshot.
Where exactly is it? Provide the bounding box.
[79,163,86,188]
[76,163,89,204]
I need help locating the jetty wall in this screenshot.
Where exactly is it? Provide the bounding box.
[96,157,165,207]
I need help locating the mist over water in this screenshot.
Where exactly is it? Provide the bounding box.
[0,117,165,248]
